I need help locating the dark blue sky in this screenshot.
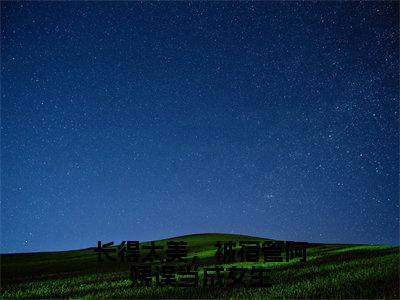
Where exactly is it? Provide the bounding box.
[1,2,399,253]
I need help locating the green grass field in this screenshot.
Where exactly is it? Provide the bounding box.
[1,233,399,299]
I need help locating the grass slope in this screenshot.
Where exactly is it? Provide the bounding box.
[1,233,399,299]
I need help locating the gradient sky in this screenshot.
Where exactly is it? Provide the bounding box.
[1,1,399,253]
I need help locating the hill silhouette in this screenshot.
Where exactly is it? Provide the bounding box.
[1,233,399,299]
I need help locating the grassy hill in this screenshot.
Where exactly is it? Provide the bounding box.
[1,233,399,299]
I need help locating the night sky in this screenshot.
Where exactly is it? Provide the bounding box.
[1,2,399,253]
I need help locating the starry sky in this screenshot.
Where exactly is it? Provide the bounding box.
[1,2,399,253]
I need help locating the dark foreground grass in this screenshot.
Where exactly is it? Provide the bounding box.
[1,233,399,299]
